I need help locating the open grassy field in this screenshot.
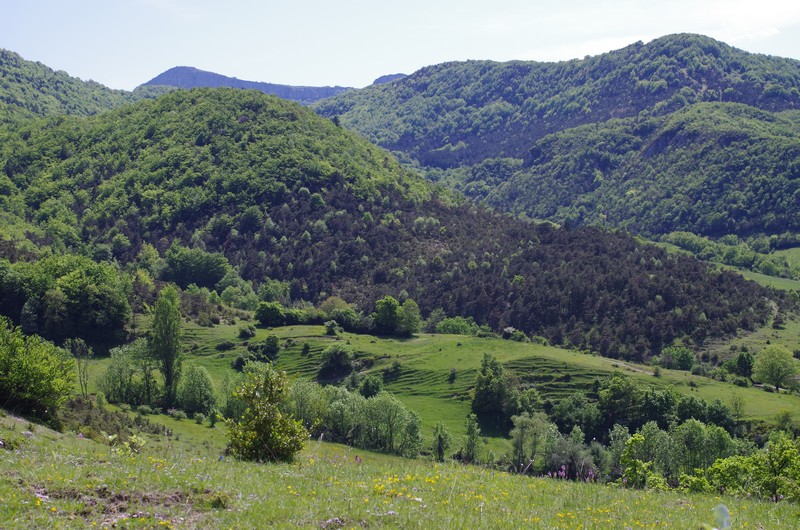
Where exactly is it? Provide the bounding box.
[734,268,800,291]
[85,319,800,452]
[1,411,797,529]
[774,247,800,269]
[705,312,800,363]
[657,241,800,291]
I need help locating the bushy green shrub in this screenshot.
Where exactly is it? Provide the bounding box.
[216,340,236,351]
[678,469,713,493]
[318,343,354,380]
[324,320,341,336]
[436,316,480,335]
[255,301,286,327]
[0,317,74,419]
[167,408,187,420]
[177,365,216,415]
[359,374,384,398]
[247,335,280,363]
[226,363,307,462]
[238,324,256,339]
[660,346,696,371]
[231,353,253,372]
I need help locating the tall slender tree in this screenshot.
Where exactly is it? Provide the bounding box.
[150,285,182,406]
[431,420,452,462]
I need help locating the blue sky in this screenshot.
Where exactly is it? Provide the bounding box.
[3,0,800,90]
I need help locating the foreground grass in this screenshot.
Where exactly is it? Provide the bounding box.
[1,413,797,529]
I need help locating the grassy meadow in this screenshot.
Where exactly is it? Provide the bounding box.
[774,247,800,270]
[705,312,800,362]
[45,311,798,528]
[85,319,800,450]
[1,411,797,529]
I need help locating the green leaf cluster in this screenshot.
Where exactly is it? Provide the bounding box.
[0,317,74,418]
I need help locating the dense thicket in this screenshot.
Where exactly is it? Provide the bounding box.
[313,34,800,241]
[0,89,782,359]
[0,255,131,346]
[0,49,169,122]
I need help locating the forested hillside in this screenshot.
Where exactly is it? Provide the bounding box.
[0,88,783,359]
[140,66,351,105]
[0,49,170,122]
[456,103,800,239]
[313,34,800,241]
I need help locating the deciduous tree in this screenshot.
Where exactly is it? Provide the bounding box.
[431,421,452,462]
[373,295,400,335]
[149,285,182,407]
[753,345,799,392]
[396,299,421,337]
[0,317,74,419]
[178,364,216,415]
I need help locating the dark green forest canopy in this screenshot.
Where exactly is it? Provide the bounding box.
[0,88,784,358]
[0,49,170,123]
[312,34,800,240]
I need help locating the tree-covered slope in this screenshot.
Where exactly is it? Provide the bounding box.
[0,49,170,122]
[0,89,784,359]
[312,34,800,240]
[314,34,800,167]
[139,66,352,105]
[453,103,800,239]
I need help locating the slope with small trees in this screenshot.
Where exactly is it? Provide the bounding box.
[0,88,788,361]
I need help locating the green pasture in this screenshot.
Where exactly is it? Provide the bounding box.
[774,247,800,269]
[657,240,800,291]
[734,268,800,291]
[706,313,800,363]
[87,320,800,453]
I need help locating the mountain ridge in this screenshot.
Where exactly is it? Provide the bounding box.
[310,34,800,241]
[139,66,352,105]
